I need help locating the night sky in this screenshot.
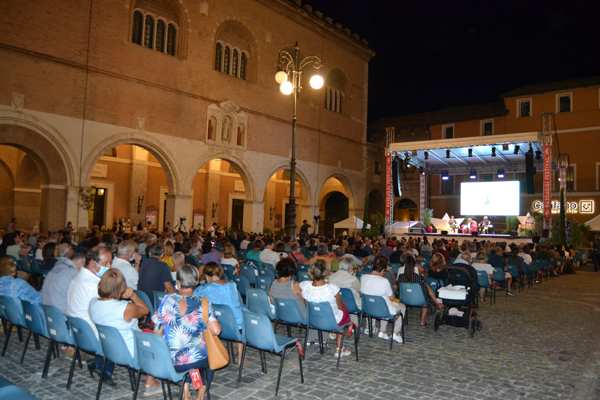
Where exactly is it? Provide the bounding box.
[304,0,600,123]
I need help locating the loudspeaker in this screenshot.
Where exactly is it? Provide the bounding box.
[441,230,448,235]
[471,231,479,236]
[525,151,536,194]
[542,229,549,238]
[392,159,401,197]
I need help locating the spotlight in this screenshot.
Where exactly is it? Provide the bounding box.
[497,169,505,179]
[502,144,509,151]
[442,171,449,181]
[412,150,418,157]
[446,149,451,158]
[419,166,424,175]
[513,145,520,154]
[491,147,496,157]
[470,170,477,179]
[468,148,473,157]
[424,151,428,160]
[535,150,542,160]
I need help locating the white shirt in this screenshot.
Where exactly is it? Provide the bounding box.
[360,274,396,315]
[240,240,250,250]
[472,262,494,283]
[66,267,101,333]
[259,248,281,266]
[518,252,532,265]
[111,257,139,289]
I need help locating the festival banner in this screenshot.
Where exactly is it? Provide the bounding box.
[420,172,426,221]
[543,145,552,220]
[385,155,392,217]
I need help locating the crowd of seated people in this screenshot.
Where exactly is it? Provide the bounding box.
[0,218,578,398]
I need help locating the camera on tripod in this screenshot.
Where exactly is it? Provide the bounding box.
[179,217,186,222]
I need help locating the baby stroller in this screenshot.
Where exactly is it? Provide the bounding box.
[432,265,482,337]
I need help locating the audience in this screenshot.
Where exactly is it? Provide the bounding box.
[137,243,176,302]
[0,256,41,314]
[41,250,86,313]
[397,257,441,326]
[110,240,141,289]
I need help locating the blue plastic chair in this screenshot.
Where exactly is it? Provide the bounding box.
[492,267,509,297]
[258,269,275,282]
[153,290,168,310]
[240,264,257,287]
[246,288,275,319]
[237,249,248,260]
[134,290,154,316]
[238,312,304,395]
[363,264,373,274]
[190,255,200,267]
[96,324,140,399]
[507,265,521,292]
[426,276,444,294]
[65,316,104,364]
[306,301,358,368]
[18,255,33,275]
[222,264,235,281]
[0,295,27,357]
[0,299,8,339]
[255,276,272,292]
[339,288,361,318]
[476,270,493,305]
[398,283,428,329]
[360,294,403,350]
[245,259,262,271]
[134,330,210,400]
[296,271,311,282]
[0,383,39,400]
[273,298,309,351]
[297,263,309,272]
[20,300,48,366]
[41,304,80,387]
[389,263,402,276]
[212,304,244,365]
[28,256,43,275]
[262,263,277,278]
[232,276,251,302]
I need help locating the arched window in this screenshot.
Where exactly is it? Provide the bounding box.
[166,23,176,56]
[232,49,239,77]
[132,11,143,45]
[215,42,222,71]
[155,20,166,52]
[143,15,154,49]
[240,52,247,80]
[224,46,231,74]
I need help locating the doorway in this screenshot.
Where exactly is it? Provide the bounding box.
[231,199,244,231]
[89,187,107,228]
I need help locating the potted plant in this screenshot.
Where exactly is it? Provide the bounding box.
[423,208,434,233]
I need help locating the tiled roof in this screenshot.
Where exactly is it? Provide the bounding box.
[501,76,600,98]
[369,102,507,131]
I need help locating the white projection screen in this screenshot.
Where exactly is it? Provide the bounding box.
[460,181,520,216]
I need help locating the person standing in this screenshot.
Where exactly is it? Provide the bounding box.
[300,220,312,239]
[591,234,600,272]
[7,218,17,233]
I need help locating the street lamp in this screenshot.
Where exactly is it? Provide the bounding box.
[276,42,323,239]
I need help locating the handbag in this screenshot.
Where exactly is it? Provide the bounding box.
[201,297,229,370]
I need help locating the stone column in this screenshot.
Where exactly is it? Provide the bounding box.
[39,186,67,232]
[129,161,149,229]
[243,200,264,233]
[165,195,192,232]
[264,181,277,230]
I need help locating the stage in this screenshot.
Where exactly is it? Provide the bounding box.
[401,232,534,246]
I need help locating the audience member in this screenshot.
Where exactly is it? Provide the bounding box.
[137,243,176,302]
[111,240,141,289]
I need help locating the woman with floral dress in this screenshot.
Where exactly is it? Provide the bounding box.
[152,265,221,400]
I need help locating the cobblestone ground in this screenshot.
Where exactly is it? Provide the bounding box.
[1,271,599,400]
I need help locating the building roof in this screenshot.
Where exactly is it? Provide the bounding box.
[369,102,507,132]
[501,76,600,98]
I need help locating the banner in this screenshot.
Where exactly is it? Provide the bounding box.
[543,145,552,220]
[385,155,392,217]
[420,173,426,221]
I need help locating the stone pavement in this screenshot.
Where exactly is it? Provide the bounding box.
[1,271,600,400]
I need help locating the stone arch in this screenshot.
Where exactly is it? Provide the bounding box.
[213,19,258,83]
[0,110,77,186]
[186,152,255,202]
[81,132,181,194]
[316,172,356,211]
[367,188,385,217]
[258,162,313,206]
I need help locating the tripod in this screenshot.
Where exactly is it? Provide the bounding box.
[174,219,187,233]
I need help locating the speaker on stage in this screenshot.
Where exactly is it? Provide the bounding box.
[542,229,549,238]
[441,230,448,235]
[525,150,536,194]
[471,231,478,236]
[392,159,402,197]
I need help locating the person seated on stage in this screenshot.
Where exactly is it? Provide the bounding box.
[448,216,457,233]
[479,216,491,234]
[469,219,478,234]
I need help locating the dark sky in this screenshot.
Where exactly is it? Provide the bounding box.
[304,0,600,123]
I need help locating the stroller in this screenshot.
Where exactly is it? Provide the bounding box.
[432,265,483,337]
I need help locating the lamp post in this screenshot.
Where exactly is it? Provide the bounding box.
[276,42,323,239]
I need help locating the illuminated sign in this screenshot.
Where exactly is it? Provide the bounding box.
[532,200,595,214]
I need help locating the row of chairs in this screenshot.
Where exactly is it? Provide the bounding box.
[0,295,208,400]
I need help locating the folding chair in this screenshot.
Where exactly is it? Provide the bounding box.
[398,283,428,329]
[360,294,404,349]
[273,298,309,353]
[20,300,49,366]
[0,295,27,357]
[212,304,244,365]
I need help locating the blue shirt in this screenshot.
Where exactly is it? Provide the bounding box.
[488,254,507,270]
[194,282,246,330]
[0,276,42,314]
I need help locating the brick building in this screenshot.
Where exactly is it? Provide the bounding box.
[369,76,600,226]
[0,0,383,234]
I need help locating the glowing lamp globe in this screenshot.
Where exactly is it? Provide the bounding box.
[280,81,293,95]
[275,71,288,84]
[310,74,324,89]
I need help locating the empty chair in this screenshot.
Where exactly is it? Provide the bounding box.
[306,301,358,368]
[41,304,80,388]
[492,267,509,296]
[153,290,168,310]
[238,311,304,395]
[134,330,211,400]
[0,295,28,357]
[240,264,257,287]
[246,288,275,319]
[65,316,107,386]
[360,294,404,350]
[255,276,272,291]
[133,290,154,316]
[20,300,49,366]
[95,324,141,400]
[212,304,245,365]
[273,298,309,350]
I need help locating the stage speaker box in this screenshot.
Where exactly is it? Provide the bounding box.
[392,159,401,197]
[510,230,518,237]
[471,231,479,236]
[542,229,549,238]
[441,230,448,235]
[525,151,536,194]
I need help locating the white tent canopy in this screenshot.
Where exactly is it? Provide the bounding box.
[585,214,600,231]
[333,215,371,232]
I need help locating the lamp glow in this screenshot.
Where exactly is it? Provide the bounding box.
[280,81,293,95]
[442,171,449,181]
[309,74,324,89]
[275,71,288,84]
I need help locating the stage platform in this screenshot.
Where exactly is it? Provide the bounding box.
[402,232,534,246]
